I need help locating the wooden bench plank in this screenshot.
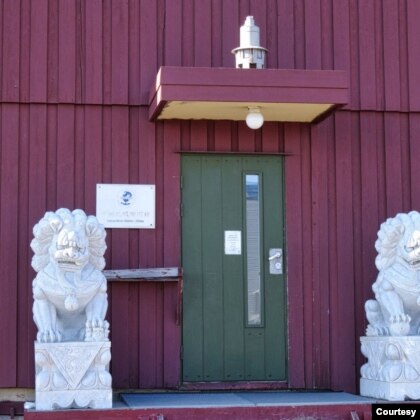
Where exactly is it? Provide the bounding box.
[104,267,181,281]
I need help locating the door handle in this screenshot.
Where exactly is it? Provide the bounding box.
[268,248,282,275]
[268,251,281,261]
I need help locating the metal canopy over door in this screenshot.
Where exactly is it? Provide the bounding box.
[181,154,286,383]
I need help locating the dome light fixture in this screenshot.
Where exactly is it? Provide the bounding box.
[246,106,264,129]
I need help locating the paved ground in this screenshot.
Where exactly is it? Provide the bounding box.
[120,391,378,409]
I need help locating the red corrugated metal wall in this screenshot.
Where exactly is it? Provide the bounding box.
[0,0,419,393]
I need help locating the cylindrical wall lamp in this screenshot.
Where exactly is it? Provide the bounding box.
[232,16,268,69]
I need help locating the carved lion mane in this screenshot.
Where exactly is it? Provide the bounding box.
[31,209,109,343]
[365,211,420,336]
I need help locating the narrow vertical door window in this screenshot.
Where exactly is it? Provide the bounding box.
[245,174,262,326]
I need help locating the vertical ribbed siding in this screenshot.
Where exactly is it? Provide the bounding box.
[0,0,418,112]
[0,104,181,388]
[0,0,419,393]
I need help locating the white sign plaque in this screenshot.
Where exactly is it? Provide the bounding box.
[224,230,242,255]
[96,184,155,228]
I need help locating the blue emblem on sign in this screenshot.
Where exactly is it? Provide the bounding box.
[120,191,133,206]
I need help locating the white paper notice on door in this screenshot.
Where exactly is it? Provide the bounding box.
[224,230,242,255]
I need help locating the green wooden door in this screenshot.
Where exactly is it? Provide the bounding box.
[181,155,287,383]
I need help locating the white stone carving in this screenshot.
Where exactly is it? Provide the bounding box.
[361,211,420,400]
[31,209,111,410]
[360,337,420,400]
[35,341,112,410]
[31,209,109,343]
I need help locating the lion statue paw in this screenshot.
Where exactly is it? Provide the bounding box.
[388,314,411,336]
[36,329,62,343]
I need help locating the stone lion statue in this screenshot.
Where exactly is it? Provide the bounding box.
[365,211,420,336]
[31,208,109,343]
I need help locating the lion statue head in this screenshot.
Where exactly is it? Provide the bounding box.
[31,208,106,274]
[375,211,420,272]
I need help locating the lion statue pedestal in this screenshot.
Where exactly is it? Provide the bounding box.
[360,336,420,400]
[361,211,420,401]
[31,209,112,410]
